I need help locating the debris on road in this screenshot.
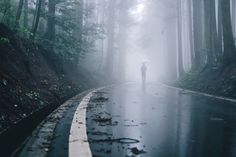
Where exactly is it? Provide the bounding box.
[87,131,112,136]
[93,116,112,123]
[91,96,109,102]
[90,138,140,144]
[129,147,146,155]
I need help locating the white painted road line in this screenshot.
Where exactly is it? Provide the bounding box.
[69,92,93,157]
[159,83,236,103]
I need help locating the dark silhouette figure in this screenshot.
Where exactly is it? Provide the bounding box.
[141,63,147,85]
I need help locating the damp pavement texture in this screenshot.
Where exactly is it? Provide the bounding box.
[16,90,90,157]
[86,83,236,157]
[17,83,236,157]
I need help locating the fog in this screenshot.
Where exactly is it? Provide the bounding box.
[79,0,221,84]
[79,0,187,84]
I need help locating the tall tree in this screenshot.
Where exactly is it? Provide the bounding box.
[74,0,84,63]
[116,0,129,82]
[187,0,194,68]
[209,0,218,63]
[231,0,236,37]
[221,0,236,64]
[31,0,42,39]
[177,0,184,76]
[192,0,204,69]
[217,0,223,59]
[15,0,24,28]
[45,0,56,44]
[203,0,217,67]
[38,0,46,33]
[23,0,28,29]
[105,0,116,76]
[203,0,212,66]
[75,0,84,42]
[98,0,106,70]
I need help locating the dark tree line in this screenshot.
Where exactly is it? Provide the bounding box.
[0,0,103,65]
[174,0,236,79]
[3,0,236,82]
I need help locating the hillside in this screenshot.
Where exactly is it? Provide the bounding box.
[0,23,94,133]
[176,66,236,99]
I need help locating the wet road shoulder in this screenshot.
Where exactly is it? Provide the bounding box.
[16,90,90,157]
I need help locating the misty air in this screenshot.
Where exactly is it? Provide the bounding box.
[0,0,236,157]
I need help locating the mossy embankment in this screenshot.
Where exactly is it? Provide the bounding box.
[0,23,98,134]
[175,65,236,99]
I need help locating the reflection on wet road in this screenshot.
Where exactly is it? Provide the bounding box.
[86,83,236,157]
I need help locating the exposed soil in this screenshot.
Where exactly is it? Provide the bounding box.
[0,23,96,133]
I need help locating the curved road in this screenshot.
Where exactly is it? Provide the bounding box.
[18,83,236,157]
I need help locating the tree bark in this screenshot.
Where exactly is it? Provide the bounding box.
[32,0,39,30]
[203,0,217,67]
[15,0,24,28]
[192,0,203,69]
[217,0,223,59]
[31,0,42,39]
[116,0,128,82]
[98,0,106,70]
[105,0,116,76]
[210,0,218,63]
[188,0,194,68]
[73,0,84,64]
[232,0,236,37]
[45,0,56,44]
[221,0,236,64]
[177,0,184,77]
[204,0,212,66]
[76,0,84,42]
[23,0,28,29]
[38,0,46,33]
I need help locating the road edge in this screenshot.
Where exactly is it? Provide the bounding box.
[14,90,90,157]
[159,82,236,103]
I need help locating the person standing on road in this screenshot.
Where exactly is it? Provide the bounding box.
[141,63,147,84]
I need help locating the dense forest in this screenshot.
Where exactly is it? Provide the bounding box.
[1,0,236,156]
[1,0,236,144]
[1,0,236,80]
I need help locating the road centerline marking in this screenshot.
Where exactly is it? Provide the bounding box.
[69,92,94,157]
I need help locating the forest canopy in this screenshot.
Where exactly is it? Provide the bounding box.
[1,0,236,84]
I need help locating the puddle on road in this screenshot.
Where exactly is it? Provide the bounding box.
[86,89,147,157]
[86,85,236,157]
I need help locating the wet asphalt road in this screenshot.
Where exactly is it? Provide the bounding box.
[86,83,236,157]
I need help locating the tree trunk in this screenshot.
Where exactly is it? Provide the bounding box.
[15,0,24,28]
[98,0,106,70]
[177,0,184,77]
[221,0,236,64]
[105,0,116,76]
[45,0,56,44]
[74,0,84,64]
[204,0,217,67]
[192,0,203,69]
[32,0,39,29]
[204,0,212,66]
[232,0,236,37]
[210,0,218,63]
[188,0,194,68]
[76,0,84,42]
[31,0,42,39]
[38,0,46,33]
[23,0,28,29]
[166,23,178,81]
[116,0,128,82]
[217,0,223,59]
